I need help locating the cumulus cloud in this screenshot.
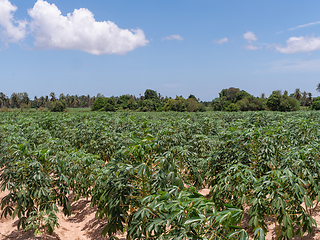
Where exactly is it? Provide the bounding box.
[242,31,261,50]
[0,0,27,43]
[213,37,228,44]
[243,31,257,42]
[27,0,148,55]
[162,34,184,41]
[275,35,320,54]
[244,44,262,50]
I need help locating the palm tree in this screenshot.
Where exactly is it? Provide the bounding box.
[22,92,30,105]
[39,96,45,107]
[50,92,56,102]
[317,83,320,92]
[307,93,313,106]
[300,91,307,106]
[59,93,66,101]
[0,92,6,107]
[294,88,301,100]
[10,93,19,108]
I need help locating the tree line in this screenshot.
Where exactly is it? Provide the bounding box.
[0,92,96,111]
[1,86,320,112]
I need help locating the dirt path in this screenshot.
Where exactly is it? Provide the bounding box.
[0,190,125,240]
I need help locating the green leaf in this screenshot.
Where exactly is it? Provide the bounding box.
[184,217,202,225]
[254,227,265,240]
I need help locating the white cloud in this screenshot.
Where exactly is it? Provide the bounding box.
[276,21,320,35]
[27,0,148,55]
[213,37,228,44]
[288,21,320,31]
[0,0,27,43]
[244,44,262,50]
[162,34,184,41]
[243,31,257,42]
[275,35,320,54]
[256,58,320,73]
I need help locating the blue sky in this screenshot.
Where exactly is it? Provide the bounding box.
[1,0,320,101]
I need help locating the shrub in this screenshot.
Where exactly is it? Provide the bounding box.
[312,100,320,110]
[49,101,66,112]
[91,97,106,111]
[0,107,8,112]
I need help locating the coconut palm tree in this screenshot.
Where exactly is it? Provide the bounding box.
[294,88,301,100]
[50,92,56,102]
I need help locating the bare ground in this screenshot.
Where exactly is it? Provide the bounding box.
[0,190,126,240]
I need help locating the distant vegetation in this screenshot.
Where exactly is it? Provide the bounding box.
[0,85,318,112]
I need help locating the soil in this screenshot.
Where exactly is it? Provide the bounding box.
[0,190,125,240]
[1,188,320,240]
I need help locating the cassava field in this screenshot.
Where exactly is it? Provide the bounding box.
[1,111,320,240]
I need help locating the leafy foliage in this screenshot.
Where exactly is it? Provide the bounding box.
[49,100,66,112]
[212,88,266,111]
[1,111,320,239]
[267,91,299,111]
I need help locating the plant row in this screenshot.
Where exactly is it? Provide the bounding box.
[1,111,320,239]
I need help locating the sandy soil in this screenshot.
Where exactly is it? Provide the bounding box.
[0,190,125,240]
[1,188,320,240]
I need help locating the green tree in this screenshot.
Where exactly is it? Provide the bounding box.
[219,87,240,102]
[91,97,106,111]
[188,94,198,101]
[186,98,199,112]
[50,92,56,102]
[59,93,66,101]
[267,91,299,111]
[211,98,225,111]
[103,98,116,112]
[164,97,186,112]
[266,91,281,111]
[10,93,19,108]
[294,88,301,100]
[0,92,7,108]
[139,99,159,112]
[234,90,251,102]
[22,92,30,105]
[144,89,158,100]
[39,96,45,107]
[225,103,239,112]
[311,100,320,110]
